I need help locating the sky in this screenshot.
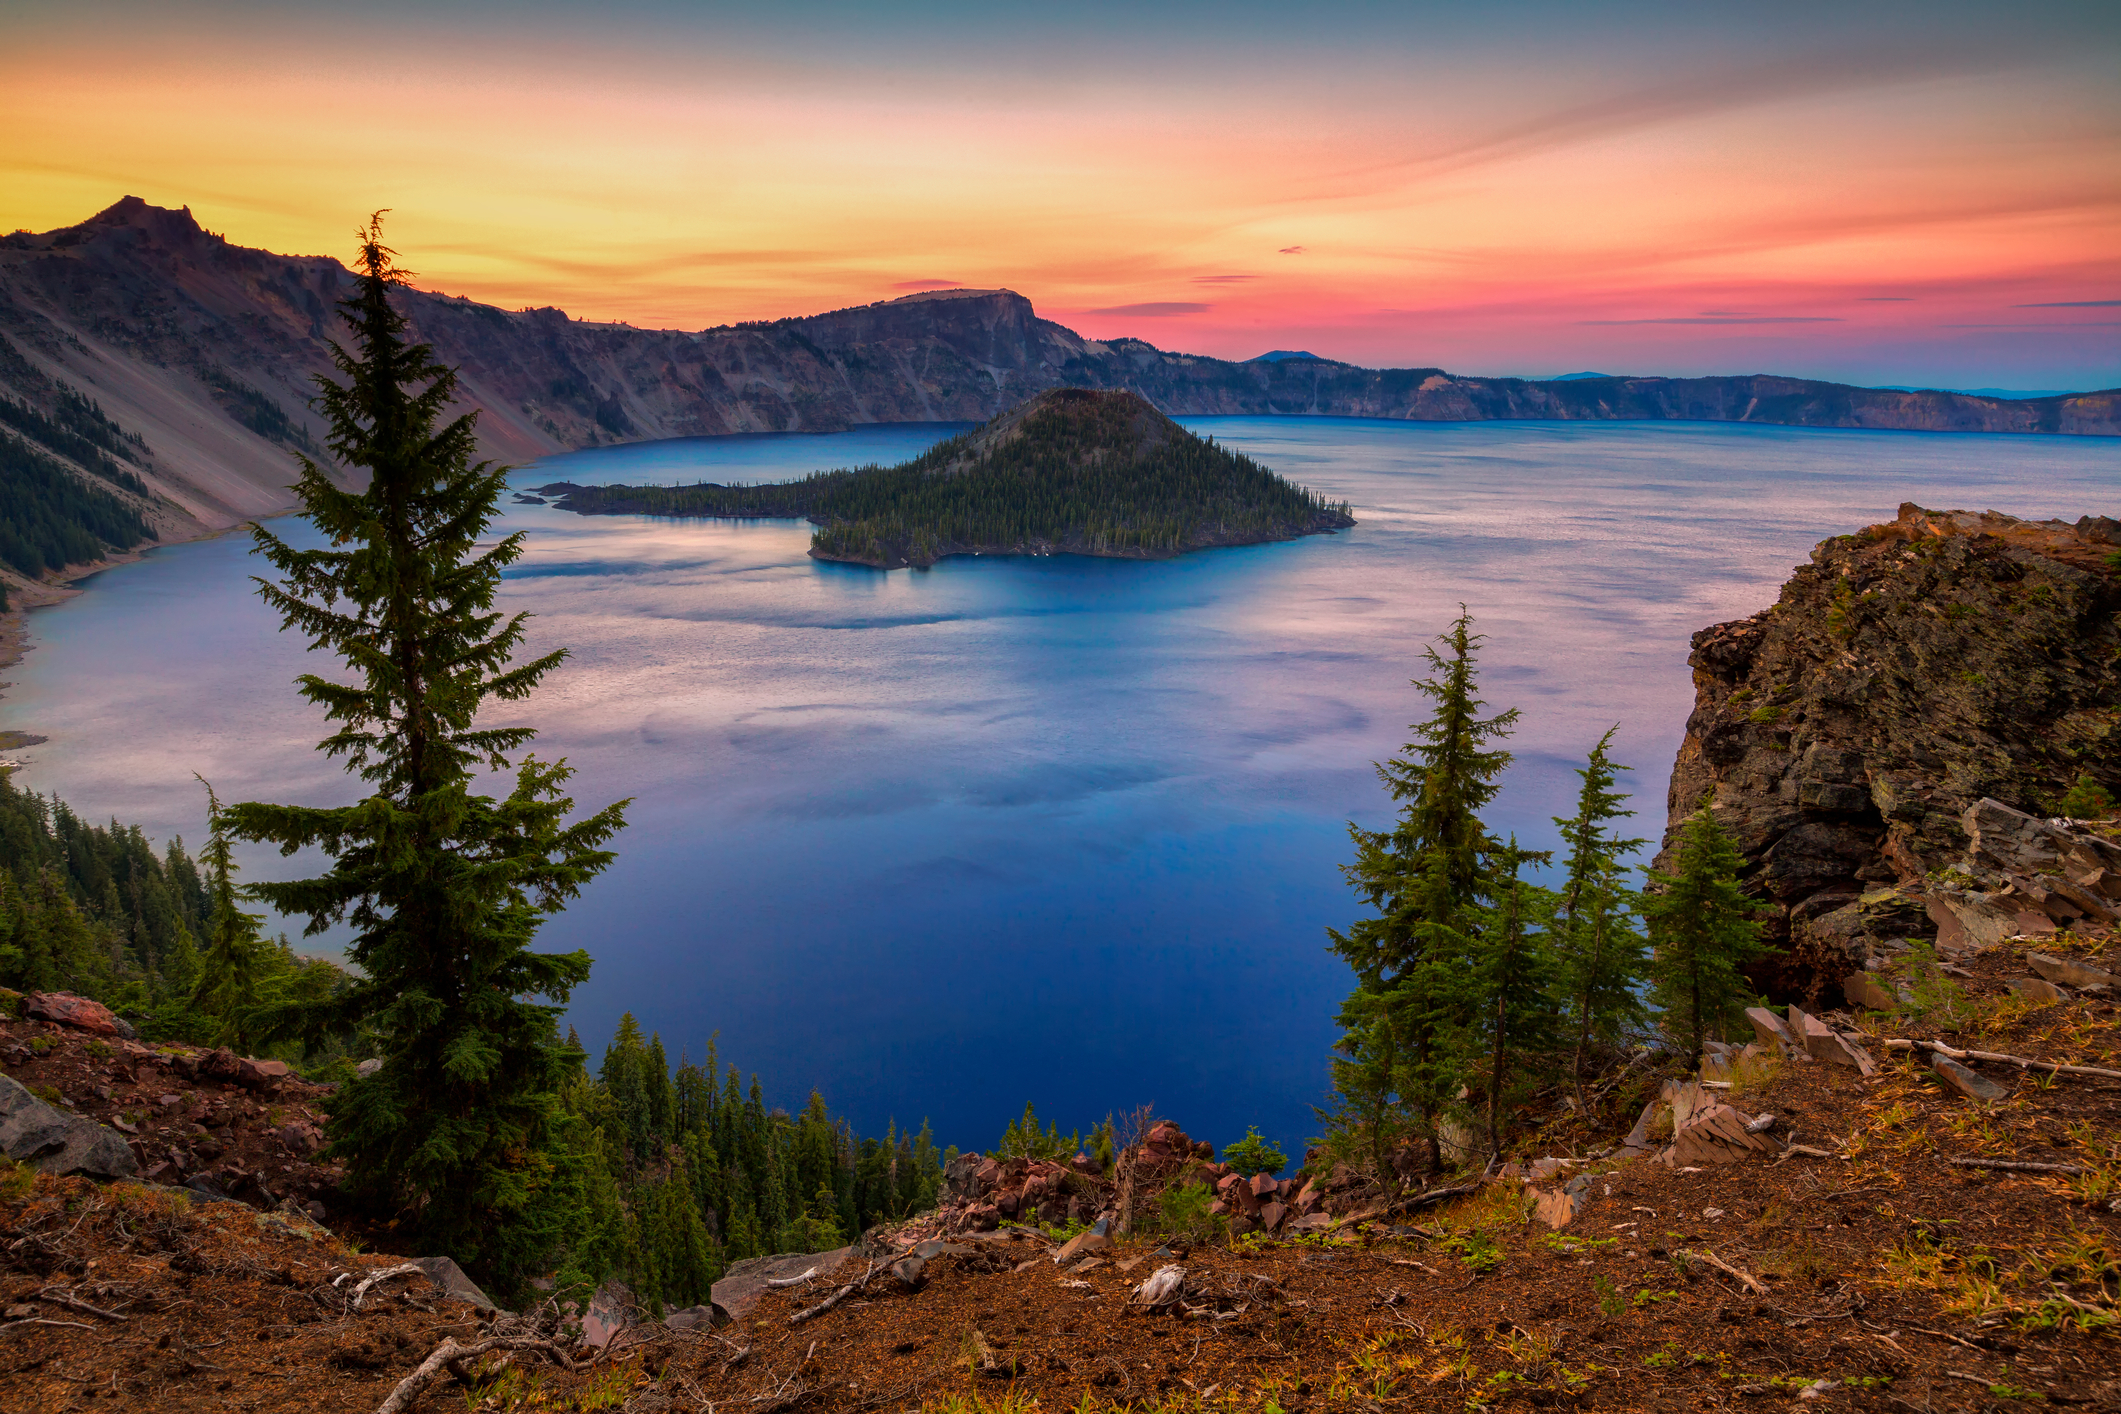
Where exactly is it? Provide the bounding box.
[5,0,2119,389]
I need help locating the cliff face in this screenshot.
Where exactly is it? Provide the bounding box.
[1659,504,2121,996]
[2,199,2115,537]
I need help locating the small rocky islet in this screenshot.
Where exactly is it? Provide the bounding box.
[539,386,1356,569]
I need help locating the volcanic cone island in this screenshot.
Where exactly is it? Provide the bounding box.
[541,387,1357,568]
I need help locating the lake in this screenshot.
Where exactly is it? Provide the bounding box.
[7,417,2117,1159]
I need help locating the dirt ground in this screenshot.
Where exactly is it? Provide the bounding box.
[3,931,2117,1413]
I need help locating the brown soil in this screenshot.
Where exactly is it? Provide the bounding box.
[3,933,2117,1412]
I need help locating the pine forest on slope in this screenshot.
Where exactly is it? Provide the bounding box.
[538,387,1356,568]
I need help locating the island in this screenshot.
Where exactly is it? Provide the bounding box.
[537,387,1356,568]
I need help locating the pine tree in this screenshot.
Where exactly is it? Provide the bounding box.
[188,778,276,1049]
[1643,804,1769,1065]
[224,217,628,1289]
[1550,729,1649,1108]
[1462,840,1560,1159]
[1327,608,1517,1173]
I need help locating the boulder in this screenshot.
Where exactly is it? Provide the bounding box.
[580,1280,639,1349]
[1933,1054,2010,1103]
[1258,1200,1287,1232]
[0,1075,138,1180]
[2007,976,2067,1004]
[410,1256,497,1311]
[710,1248,853,1323]
[354,1058,383,1079]
[1789,1006,1877,1075]
[1926,890,2022,955]
[1663,1103,1779,1166]
[1248,1172,1278,1199]
[23,992,129,1038]
[1287,1212,1333,1235]
[664,1303,729,1331]
[2028,953,2120,989]
[889,1254,929,1291]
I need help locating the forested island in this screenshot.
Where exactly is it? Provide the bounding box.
[539,387,1356,568]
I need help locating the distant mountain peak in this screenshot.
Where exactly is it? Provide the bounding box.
[1249,350,1322,363]
[1549,371,1617,381]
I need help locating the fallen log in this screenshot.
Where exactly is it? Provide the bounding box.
[374,1335,576,1414]
[765,1266,819,1289]
[1885,1039,2121,1081]
[349,1262,424,1310]
[1948,1157,2088,1175]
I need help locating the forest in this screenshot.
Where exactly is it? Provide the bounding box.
[542,387,1355,567]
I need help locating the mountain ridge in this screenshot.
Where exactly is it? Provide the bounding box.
[1,197,2116,557]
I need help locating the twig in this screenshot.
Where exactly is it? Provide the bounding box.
[350,1262,424,1309]
[32,1289,128,1323]
[0,1317,95,1334]
[1902,1324,1984,1351]
[1885,1038,2121,1081]
[1948,1157,2087,1175]
[788,1260,880,1326]
[1773,1144,1842,1166]
[1681,1249,1766,1295]
[373,1335,577,1414]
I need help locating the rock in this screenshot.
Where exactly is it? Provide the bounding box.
[1789,1006,1877,1075]
[889,1255,929,1291]
[1842,973,1898,1011]
[23,992,125,1036]
[1659,1078,1708,1129]
[354,1058,383,1079]
[1744,1007,1799,1057]
[0,1075,139,1180]
[1248,1172,1278,1198]
[1259,1200,1288,1231]
[1287,1211,1334,1235]
[1933,1054,2010,1102]
[1052,1229,1112,1264]
[581,1280,638,1348]
[1926,890,2022,956]
[2029,952,2120,989]
[664,1303,729,1331]
[711,1248,854,1323]
[408,1255,497,1310]
[2007,976,2068,1004]
[276,1122,322,1156]
[1621,1101,1660,1153]
[1664,1103,1779,1166]
[962,1203,1000,1232]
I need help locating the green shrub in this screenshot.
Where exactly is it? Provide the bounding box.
[1155,1182,1225,1244]
[2059,773,2115,820]
[1222,1125,1286,1177]
[1748,705,1783,724]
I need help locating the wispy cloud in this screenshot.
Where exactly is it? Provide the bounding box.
[1580,315,1844,325]
[1859,296,1914,301]
[892,278,962,290]
[1192,274,1257,284]
[2014,299,2121,307]
[1278,246,1306,255]
[1084,301,1212,317]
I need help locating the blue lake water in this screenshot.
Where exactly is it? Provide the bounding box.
[7,417,2117,1159]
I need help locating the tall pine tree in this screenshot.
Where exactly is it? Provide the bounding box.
[1643,804,1768,1065]
[1327,608,1517,1174]
[189,778,277,1049]
[1550,730,1649,1108]
[1461,839,1559,1160]
[226,217,628,1289]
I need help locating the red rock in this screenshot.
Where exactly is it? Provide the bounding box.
[1216,1172,1244,1196]
[236,1057,292,1091]
[1208,1199,1230,1216]
[24,992,122,1036]
[1259,1201,1288,1231]
[1249,1172,1277,1198]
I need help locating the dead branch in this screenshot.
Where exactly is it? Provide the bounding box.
[788,1260,881,1326]
[373,1334,577,1414]
[0,1317,96,1335]
[1948,1157,2087,1175]
[1773,1144,1842,1166]
[765,1266,819,1288]
[1681,1249,1767,1294]
[350,1262,424,1310]
[32,1288,128,1323]
[1885,1038,2121,1081]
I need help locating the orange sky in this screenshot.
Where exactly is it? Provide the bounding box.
[6,2,2118,387]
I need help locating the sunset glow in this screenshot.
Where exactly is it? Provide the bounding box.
[6,1,2117,387]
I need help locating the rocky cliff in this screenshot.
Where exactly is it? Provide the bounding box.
[1660,503,2121,996]
[3,199,2115,544]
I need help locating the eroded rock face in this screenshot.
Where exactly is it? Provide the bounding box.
[0,1075,138,1179]
[1659,504,2121,998]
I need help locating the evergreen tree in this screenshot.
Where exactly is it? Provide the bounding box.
[224,217,628,1289]
[1327,608,1517,1173]
[188,778,276,1049]
[1643,804,1770,1064]
[1461,840,1560,1159]
[1550,730,1649,1107]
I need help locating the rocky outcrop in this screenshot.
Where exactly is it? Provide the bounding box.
[1660,504,2121,997]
